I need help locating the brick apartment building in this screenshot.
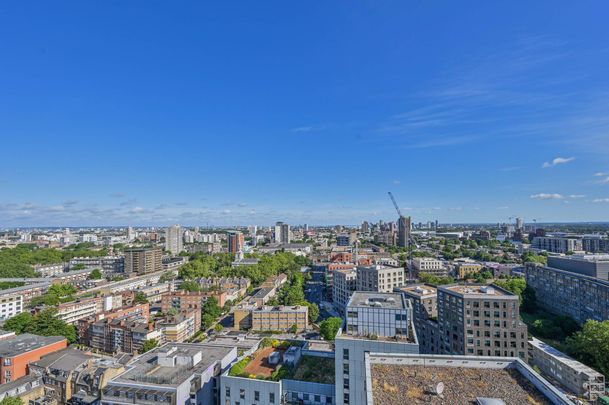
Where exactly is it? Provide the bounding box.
[0,334,67,383]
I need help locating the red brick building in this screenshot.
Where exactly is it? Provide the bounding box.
[0,334,67,383]
[161,290,227,330]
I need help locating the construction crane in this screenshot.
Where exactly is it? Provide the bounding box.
[388,191,416,282]
[388,191,403,218]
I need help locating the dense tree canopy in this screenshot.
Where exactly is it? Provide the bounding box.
[0,244,108,278]
[142,338,159,353]
[29,283,77,307]
[0,397,23,405]
[567,320,609,378]
[178,280,202,292]
[4,309,77,343]
[179,251,310,287]
[88,269,103,280]
[320,317,343,341]
[418,272,454,285]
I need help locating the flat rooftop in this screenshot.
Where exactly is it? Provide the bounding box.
[333,268,357,275]
[31,347,91,372]
[371,364,552,404]
[440,284,511,297]
[553,254,609,262]
[0,334,65,357]
[397,284,437,298]
[529,337,603,376]
[113,343,234,387]
[348,292,407,310]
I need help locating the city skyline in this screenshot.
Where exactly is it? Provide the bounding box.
[2,2,609,226]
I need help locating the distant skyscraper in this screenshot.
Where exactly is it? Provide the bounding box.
[274,221,290,244]
[227,231,245,253]
[304,224,309,232]
[516,217,524,230]
[165,225,183,255]
[127,226,135,242]
[397,216,411,248]
[361,221,370,234]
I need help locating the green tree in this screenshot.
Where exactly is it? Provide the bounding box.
[320,317,343,341]
[418,272,454,285]
[203,297,221,317]
[179,280,202,292]
[493,277,527,303]
[289,324,298,333]
[159,271,176,283]
[134,291,148,304]
[4,312,33,334]
[522,285,537,312]
[567,320,609,377]
[0,397,24,405]
[522,252,547,265]
[89,269,103,280]
[214,323,224,332]
[307,302,320,323]
[4,309,77,343]
[141,338,159,353]
[72,263,86,270]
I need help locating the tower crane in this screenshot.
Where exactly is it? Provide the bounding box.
[388,191,403,218]
[388,191,416,281]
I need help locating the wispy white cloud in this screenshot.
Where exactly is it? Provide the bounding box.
[594,172,607,177]
[592,198,609,203]
[596,176,609,184]
[373,36,609,154]
[291,125,325,133]
[542,157,575,168]
[568,194,586,199]
[530,193,565,200]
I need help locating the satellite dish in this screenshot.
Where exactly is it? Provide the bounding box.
[430,382,444,395]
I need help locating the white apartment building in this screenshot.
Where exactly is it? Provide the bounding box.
[333,268,357,315]
[0,294,23,321]
[412,257,447,276]
[165,224,183,255]
[335,291,419,405]
[356,265,404,293]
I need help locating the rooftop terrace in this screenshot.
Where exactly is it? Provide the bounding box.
[113,343,235,387]
[348,291,408,310]
[397,284,438,298]
[441,284,511,297]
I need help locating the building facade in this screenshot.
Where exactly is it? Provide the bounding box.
[335,291,419,405]
[397,284,440,354]
[529,337,605,400]
[165,225,183,255]
[332,268,357,315]
[0,334,67,384]
[437,284,528,360]
[227,231,245,254]
[356,265,404,293]
[525,262,609,324]
[124,246,163,274]
[411,257,447,276]
[532,236,583,253]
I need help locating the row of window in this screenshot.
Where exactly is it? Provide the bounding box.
[225,387,275,403]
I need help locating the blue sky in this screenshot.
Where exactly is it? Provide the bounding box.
[1,1,609,226]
